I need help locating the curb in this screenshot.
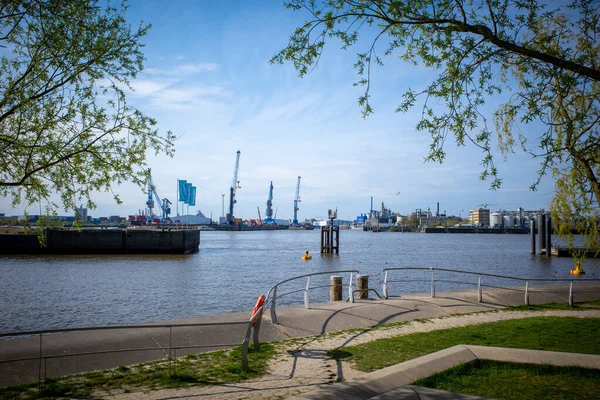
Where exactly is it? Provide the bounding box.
[291,345,600,399]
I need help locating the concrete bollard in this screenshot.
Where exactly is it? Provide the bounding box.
[330,275,342,301]
[356,274,369,299]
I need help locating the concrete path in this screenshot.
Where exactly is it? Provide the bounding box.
[292,345,600,399]
[1,283,599,388]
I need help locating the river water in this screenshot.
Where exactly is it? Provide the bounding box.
[0,230,594,334]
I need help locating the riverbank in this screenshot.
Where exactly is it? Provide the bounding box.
[2,283,600,390]
[2,292,600,399]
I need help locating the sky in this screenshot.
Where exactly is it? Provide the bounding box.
[1,0,556,221]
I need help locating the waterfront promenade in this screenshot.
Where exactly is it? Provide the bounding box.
[1,282,600,391]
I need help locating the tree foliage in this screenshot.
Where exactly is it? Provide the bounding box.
[0,0,175,213]
[272,0,600,258]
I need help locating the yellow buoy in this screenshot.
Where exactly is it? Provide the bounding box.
[302,250,312,260]
[570,262,585,275]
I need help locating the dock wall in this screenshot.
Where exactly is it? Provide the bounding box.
[0,229,200,255]
[424,227,529,234]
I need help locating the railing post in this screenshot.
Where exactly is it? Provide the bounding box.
[38,333,43,393]
[430,268,436,298]
[478,275,482,303]
[270,286,278,324]
[524,280,529,305]
[252,307,263,349]
[349,272,355,303]
[304,276,311,309]
[383,270,388,299]
[241,322,252,372]
[569,281,573,306]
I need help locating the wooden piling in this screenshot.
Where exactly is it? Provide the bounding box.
[356,275,369,299]
[330,276,342,301]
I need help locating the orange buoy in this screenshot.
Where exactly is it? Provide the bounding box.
[302,250,312,260]
[570,262,585,275]
[250,294,266,324]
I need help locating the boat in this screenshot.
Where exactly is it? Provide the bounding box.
[288,224,315,230]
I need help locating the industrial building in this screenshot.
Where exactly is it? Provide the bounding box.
[468,208,490,227]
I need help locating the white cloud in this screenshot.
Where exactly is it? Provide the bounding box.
[143,62,219,76]
[130,79,176,96]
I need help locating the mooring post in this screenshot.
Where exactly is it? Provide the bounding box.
[537,213,546,255]
[334,226,339,253]
[330,275,342,301]
[321,209,340,254]
[320,227,324,253]
[545,215,552,257]
[356,274,369,299]
[530,219,536,255]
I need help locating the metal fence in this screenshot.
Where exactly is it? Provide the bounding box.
[3,266,599,390]
[0,305,264,388]
[265,270,359,324]
[382,267,600,306]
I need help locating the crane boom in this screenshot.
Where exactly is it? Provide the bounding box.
[293,176,301,224]
[227,150,241,224]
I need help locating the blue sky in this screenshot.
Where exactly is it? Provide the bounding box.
[2,0,555,220]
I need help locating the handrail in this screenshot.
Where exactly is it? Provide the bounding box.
[382,267,600,306]
[0,304,266,389]
[383,266,600,282]
[265,270,360,324]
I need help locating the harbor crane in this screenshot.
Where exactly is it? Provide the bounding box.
[476,204,497,209]
[257,206,263,226]
[145,169,172,223]
[292,176,301,224]
[264,181,275,224]
[226,150,241,225]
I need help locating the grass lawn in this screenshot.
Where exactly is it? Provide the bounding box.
[0,344,274,400]
[327,317,600,372]
[413,360,600,400]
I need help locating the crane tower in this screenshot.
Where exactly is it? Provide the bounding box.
[145,168,171,223]
[293,176,301,224]
[146,169,155,217]
[264,181,275,224]
[226,150,241,224]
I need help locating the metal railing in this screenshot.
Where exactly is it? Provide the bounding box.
[265,270,359,324]
[382,267,600,306]
[0,305,264,388]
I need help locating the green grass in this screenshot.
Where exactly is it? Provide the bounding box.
[506,301,600,311]
[0,343,275,400]
[413,360,600,399]
[327,317,600,372]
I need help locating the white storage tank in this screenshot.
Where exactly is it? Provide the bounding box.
[490,212,503,228]
[502,215,515,228]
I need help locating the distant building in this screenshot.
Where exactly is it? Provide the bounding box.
[469,208,490,227]
[76,207,88,221]
[173,210,211,225]
[109,215,122,223]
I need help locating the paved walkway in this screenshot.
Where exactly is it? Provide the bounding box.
[1,283,599,390]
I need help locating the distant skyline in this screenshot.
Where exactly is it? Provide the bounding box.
[0,1,555,221]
